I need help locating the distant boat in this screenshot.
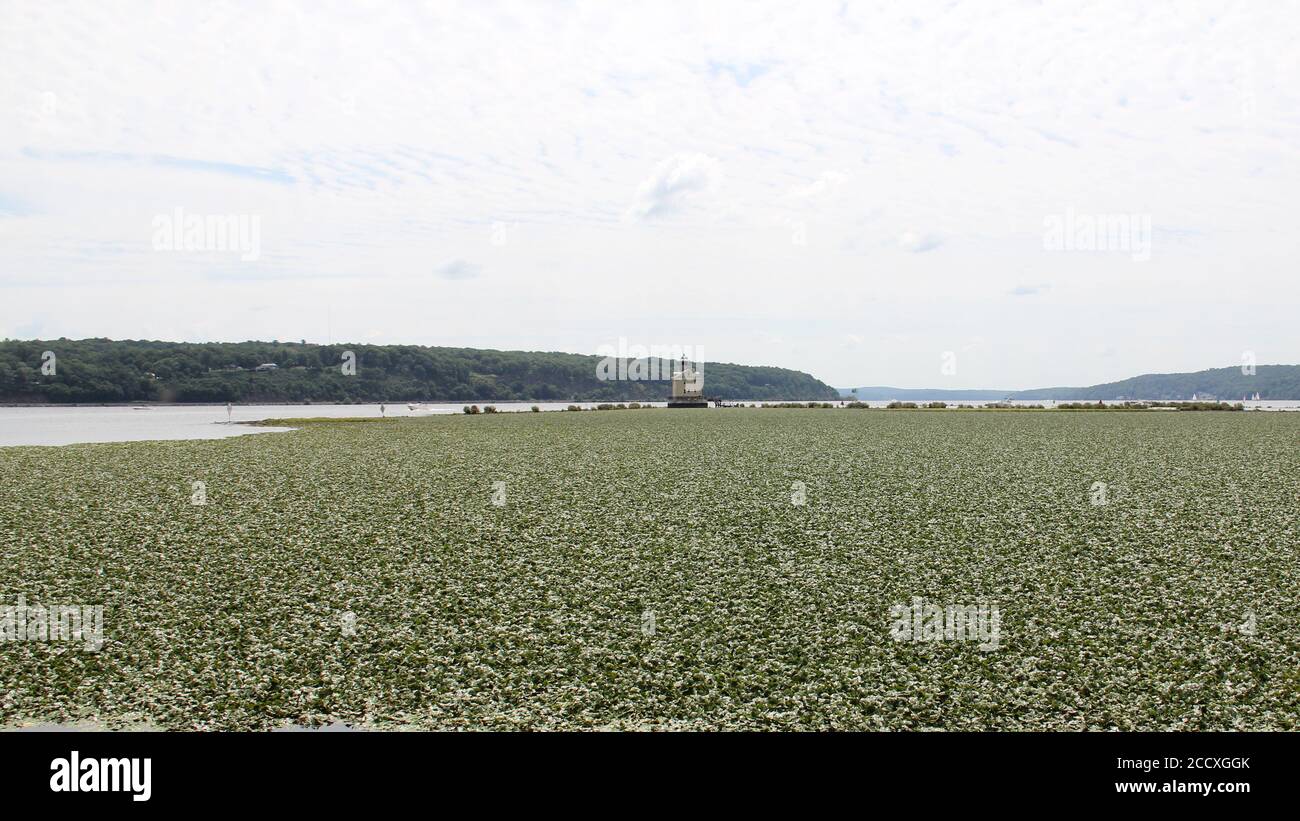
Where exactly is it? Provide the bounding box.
[1253,392,1261,401]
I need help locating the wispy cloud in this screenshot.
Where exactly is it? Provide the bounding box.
[1009,284,1050,296]
[789,170,850,200]
[0,192,33,217]
[707,59,777,88]
[435,259,481,280]
[627,153,722,221]
[21,148,295,184]
[898,231,943,253]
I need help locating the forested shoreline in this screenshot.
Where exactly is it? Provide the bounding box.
[0,339,840,403]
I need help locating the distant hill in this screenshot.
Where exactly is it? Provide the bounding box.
[1010,364,1299,401]
[838,387,1013,400]
[0,339,840,403]
[840,364,1300,401]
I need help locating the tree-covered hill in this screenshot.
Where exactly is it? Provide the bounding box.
[838,387,1013,400]
[1011,365,1300,401]
[0,339,840,403]
[838,365,1300,401]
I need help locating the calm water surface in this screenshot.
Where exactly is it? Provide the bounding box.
[0,403,655,446]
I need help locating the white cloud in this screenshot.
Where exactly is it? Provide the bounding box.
[789,170,850,200]
[627,153,722,221]
[435,260,481,280]
[898,231,943,253]
[1009,283,1049,296]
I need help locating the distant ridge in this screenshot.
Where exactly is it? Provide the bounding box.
[1009,364,1299,401]
[840,364,1300,401]
[837,387,1013,401]
[0,338,840,403]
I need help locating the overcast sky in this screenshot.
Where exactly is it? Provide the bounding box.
[2,1,1297,388]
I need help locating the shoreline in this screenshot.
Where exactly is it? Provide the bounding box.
[2,398,1292,408]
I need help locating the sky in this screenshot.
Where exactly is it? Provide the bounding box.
[1,0,1297,389]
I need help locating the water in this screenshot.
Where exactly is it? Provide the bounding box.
[1,400,1294,447]
[0,402,665,447]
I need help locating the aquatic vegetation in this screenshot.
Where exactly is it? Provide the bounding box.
[0,410,1296,730]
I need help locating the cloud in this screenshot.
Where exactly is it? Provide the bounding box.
[1009,284,1049,296]
[435,259,480,280]
[789,170,850,200]
[627,153,722,220]
[707,60,776,88]
[21,148,295,184]
[897,231,943,253]
[0,192,32,217]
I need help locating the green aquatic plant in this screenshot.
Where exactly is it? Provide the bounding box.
[1,409,1296,730]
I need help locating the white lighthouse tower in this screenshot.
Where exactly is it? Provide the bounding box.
[668,356,707,408]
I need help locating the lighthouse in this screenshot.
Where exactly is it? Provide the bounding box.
[668,355,708,408]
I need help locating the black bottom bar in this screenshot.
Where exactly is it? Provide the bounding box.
[0,730,1286,809]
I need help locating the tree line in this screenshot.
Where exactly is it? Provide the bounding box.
[0,339,840,403]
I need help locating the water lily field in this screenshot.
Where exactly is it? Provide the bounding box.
[1,409,1296,730]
